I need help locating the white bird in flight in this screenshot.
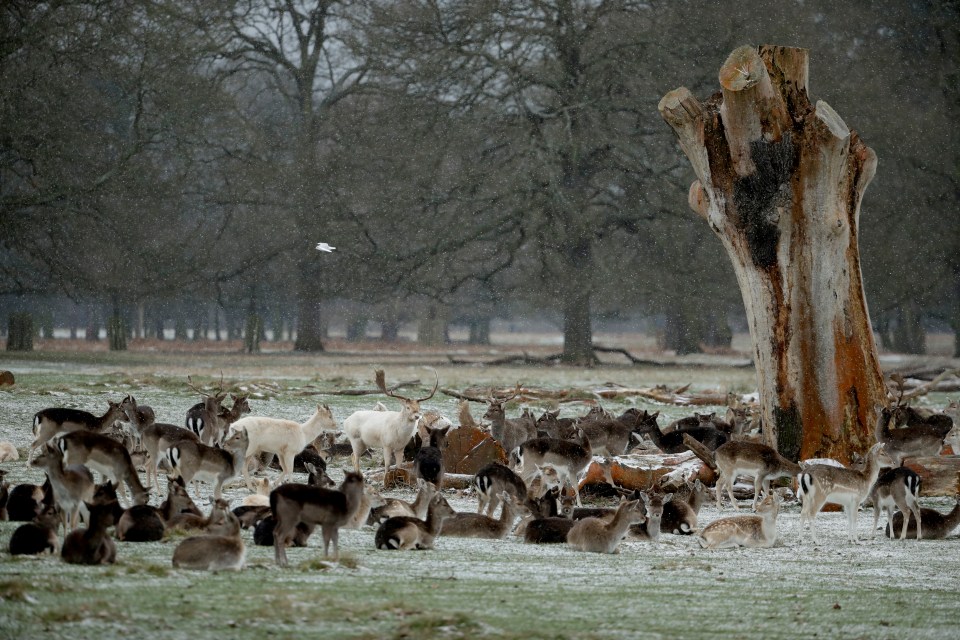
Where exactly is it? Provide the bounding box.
[315,242,336,252]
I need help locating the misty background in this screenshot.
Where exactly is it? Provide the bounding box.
[1,0,957,361]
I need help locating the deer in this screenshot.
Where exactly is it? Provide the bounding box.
[369,479,438,524]
[798,442,895,543]
[164,427,249,500]
[271,471,366,565]
[30,442,95,533]
[646,413,728,454]
[576,409,652,457]
[440,492,529,539]
[172,511,245,571]
[132,419,202,490]
[116,502,166,542]
[713,440,801,510]
[515,429,592,506]
[9,504,60,556]
[660,479,709,535]
[61,495,119,565]
[628,492,673,542]
[57,430,149,506]
[166,497,231,534]
[343,369,439,481]
[534,409,577,440]
[874,405,949,465]
[230,404,339,489]
[0,440,19,463]
[185,375,228,445]
[523,516,577,544]
[869,466,922,540]
[30,400,127,461]
[698,492,781,549]
[6,480,47,522]
[158,476,203,523]
[374,492,456,550]
[483,387,537,456]
[413,423,450,489]
[567,498,646,554]
[343,485,386,530]
[474,462,527,516]
[887,496,960,539]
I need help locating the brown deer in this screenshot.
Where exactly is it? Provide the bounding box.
[30,400,127,461]
[165,428,249,500]
[374,493,456,550]
[30,442,95,533]
[699,492,781,549]
[172,511,245,571]
[439,492,529,539]
[57,431,149,506]
[567,498,646,554]
[271,472,366,565]
[185,374,228,445]
[484,386,537,456]
[516,429,592,506]
[714,440,800,510]
[870,466,922,540]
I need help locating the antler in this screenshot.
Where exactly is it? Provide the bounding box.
[416,368,440,403]
[489,382,522,404]
[186,371,227,399]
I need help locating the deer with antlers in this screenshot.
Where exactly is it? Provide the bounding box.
[343,369,439,483]
[483,385,536,456]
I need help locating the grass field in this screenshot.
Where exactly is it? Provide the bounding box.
[0,350,958,640]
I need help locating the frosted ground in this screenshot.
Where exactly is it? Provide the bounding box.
[0,352,958,640]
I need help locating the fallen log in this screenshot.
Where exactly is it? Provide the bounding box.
[902,456,960,497]
[681,433,718,471]
[297,379,421,396]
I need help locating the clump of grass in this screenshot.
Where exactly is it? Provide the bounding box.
[392,612,486,640]
[299,557,335,571]
[126,562,170,577]
[0,579,31,603]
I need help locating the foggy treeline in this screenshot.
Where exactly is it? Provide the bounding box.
[1,0,957,361]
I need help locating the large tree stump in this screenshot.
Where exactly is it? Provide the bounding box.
[659,45,885,462]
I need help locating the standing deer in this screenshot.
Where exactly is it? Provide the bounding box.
[515,429,592,507]
[271,471,366,565]
[483,387,537,456]
[57,431,149,506]
[30,400,127,461]
[875,405,950,465]
[185,376,228,445]
[713,440,800,510]
[30,442,95,533]
[870,466,922,540]
[165,428,250,500]
[342,369,439,481]
[798,442,894,543]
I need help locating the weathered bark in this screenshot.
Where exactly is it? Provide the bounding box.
[294,274,325,352]
[6,312,33,351]
[418,303,449,346]
[559,237,595,365]
[659,45,885,462]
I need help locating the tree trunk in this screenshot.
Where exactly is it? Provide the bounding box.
[6,312,33,351]
[294,274,325,352]
[418,303,449,346]
[890,302,925,354]
[559,237,595,365]
[659,45,885,462]
[468,317,491,345]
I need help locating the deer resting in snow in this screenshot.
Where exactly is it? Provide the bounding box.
[343,369,438,481]
[698,492,781,549]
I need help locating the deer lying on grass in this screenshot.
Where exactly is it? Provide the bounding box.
[474,462,527,516]
[887,496,960,539]
[646,413,728,454]
[158,476,202,523]
[870,466,922,540]
[369,479,438,524]
[164,428,249,500]
[629,492,673,542]
[798,442,894,543]
[516,429,592,507]
[30,400,127,461]
[660,479,709,535]
[0,441,18,463]
[343,369,438,482]
[61,495,119,565]
[714,440,800,510]
[231,404,339,489]
[271,471,366,565]
[374,493,456,550]
[172,511,245,571]
[166,498,231,534]
[440,492,529,539]
[567,498,645,554]
[30,443,95,533]
[8,504,60,556]
[6,480,46,522]
[57,431,149,506]
[699,493,781,549]
[116,503,166,542]
[576,409,655,457]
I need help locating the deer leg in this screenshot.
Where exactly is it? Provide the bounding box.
[912,503,922,540]
[279,452,294,486]
[726,476,739,512]
[715,472,725,510]
[846,502,859,543]
[871,503,881,538]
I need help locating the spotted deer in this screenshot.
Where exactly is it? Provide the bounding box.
[714,440,800,510]
[870,466,922,540]
[374,493,456,550]
[699,492,781,549]
[31,401,127,461]
[57,431,149,506]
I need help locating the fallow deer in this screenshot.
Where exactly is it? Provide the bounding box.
[369,479,438,524]
[798,442,894,543]
[567,498,646,554]
[887,496,960,539]
[31,400,127,461]
[9,504,60,555]
[61,496,119,565]
[875,405,949,465]
[439,492,529,539]
[271,471,366,565]
[515,429,592,506]
[870,466,922,540]
[699,492,781,549]
[628,492,673,542]
[714,440,800,510]
[165,428,249,500]
[185,375,228,445]
[413,423,450,489]
[342,369,438,482]
[474,462,527,516]
[374,493,456,550]
[484,387,537,456]
[57,430,149,506]
[172,511,245,571]
[231,404,339,488]
[30,442,95,532]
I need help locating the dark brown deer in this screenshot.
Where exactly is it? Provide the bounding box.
[57,431,149,506]
[30,400,127,461]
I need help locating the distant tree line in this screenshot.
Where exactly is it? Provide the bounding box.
[1,0,956,358]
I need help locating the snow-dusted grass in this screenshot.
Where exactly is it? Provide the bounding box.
[0,353,958,639]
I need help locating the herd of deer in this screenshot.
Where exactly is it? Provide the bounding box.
[1,369,959,571]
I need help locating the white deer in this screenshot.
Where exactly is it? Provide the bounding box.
[343,369,438,483]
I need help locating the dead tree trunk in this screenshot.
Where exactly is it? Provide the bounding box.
[659,45,885,462]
